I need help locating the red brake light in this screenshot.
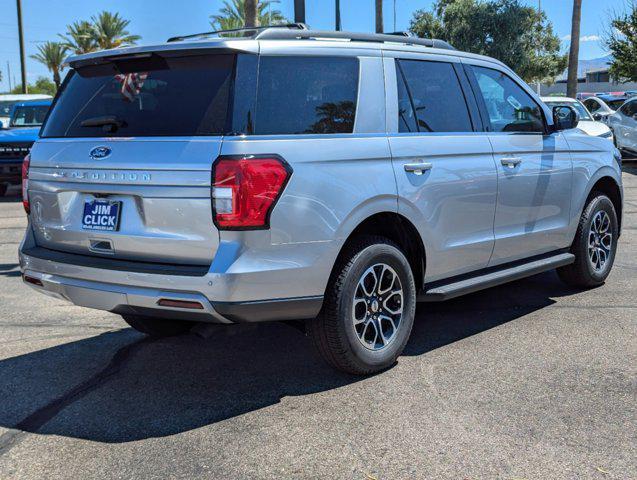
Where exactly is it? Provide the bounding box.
[212,155,291,230]
[22,154,30,214]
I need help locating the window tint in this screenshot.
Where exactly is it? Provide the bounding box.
[42,54,235,138]
[255,56,359,135]
[471,66,544,133]
[397,59,472,132]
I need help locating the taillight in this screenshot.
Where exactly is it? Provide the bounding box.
[212,155,292,230]
[22,154,30,214]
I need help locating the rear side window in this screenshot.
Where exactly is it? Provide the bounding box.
[42,54,236,138]
[254,56,359,135]
[470,66,544,133]
[396,59,473,133]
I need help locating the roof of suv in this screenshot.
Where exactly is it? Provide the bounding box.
[65,26,506,71]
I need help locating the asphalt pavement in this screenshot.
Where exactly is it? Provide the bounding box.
[0,167,635,479]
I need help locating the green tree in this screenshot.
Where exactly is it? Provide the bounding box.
[410,0,567,84]
[30,41,68,89]
[90,11,141,50]
[11,77,57,96]
[605,2,637,82]
[210,0,286,31]
[60,20,98,54]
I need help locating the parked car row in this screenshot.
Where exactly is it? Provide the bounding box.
[0,95,51,197]
[543,93,637,158]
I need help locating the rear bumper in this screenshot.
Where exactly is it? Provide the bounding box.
[19,241,327,324]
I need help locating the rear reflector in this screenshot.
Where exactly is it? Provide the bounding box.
[212,155,292,230]
[157,299,204,310]
[22,154,30,214]
[23,275,43,287]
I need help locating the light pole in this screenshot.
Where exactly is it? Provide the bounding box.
[335,0,341,31]
[537,0,541,95]
[16,0,27,93]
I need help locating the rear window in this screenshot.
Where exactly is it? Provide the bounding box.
[254,56,359,135]
[42,54,236,138]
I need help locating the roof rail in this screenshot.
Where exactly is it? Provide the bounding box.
[254,29,455,50]
[167,23,308,43]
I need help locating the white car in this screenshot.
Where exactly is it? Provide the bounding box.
[0,94,52,129]
[608,97,637,156]
[542,96,613,140]
[582,96,627,124]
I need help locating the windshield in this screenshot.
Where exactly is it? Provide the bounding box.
[42,54,236,138]
[545,100,592,121]
[10,105,50,127]
[0,101,16,117]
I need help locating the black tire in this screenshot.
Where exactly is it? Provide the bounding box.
[0,184,7,197]
[308,235,416,375]
[558,193,618,288]
[121,314,194,337]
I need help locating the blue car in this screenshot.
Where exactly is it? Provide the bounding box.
[0,100,51,196]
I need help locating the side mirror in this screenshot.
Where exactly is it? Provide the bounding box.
[592,112,603,121]
[553,105,580,131]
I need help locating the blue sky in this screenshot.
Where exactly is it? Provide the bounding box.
[0,0,627,91]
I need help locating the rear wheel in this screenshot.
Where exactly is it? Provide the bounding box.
[558,193,618,288]
[121,314,194,337]
[308,236,416,375]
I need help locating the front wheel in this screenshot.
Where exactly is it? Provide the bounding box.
[558,193,618,288]
[308,236,416,375]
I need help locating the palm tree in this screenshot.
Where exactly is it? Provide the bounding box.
[210,0,286,31]
[90,11,141,50]
[30,42,68,89]
[375,0,383,33]
[59,20,97,54]
[245,0,258,27]
[566,0,583,98]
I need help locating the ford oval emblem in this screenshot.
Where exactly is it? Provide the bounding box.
[89,146,111,160]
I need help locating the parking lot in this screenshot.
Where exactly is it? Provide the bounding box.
[0,166,635,479]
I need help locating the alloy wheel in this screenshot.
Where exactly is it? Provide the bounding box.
[588,210,613,272]
[352,263,404,351]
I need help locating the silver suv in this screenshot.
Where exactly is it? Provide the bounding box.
[19,26,623,374]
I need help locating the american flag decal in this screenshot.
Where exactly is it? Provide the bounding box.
[114,72,149,102]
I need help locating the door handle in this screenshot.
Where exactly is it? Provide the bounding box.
[404,162,433,175]
[500,157,522,168]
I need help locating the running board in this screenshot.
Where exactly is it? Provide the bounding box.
[419,253,575,302]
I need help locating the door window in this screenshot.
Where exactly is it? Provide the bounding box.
[620,100,637,117]
[471,66,545,133]
[396,59,473,133]
[255,56,359,135]
[584,98,600,113]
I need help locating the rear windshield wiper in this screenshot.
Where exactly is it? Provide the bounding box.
[80,115,127,132]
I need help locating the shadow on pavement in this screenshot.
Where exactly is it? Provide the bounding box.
[0,263,20,278]
[0,270,582,443]
[622,162,637,175]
